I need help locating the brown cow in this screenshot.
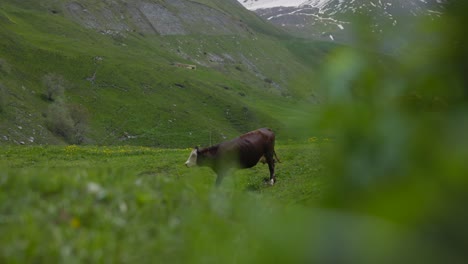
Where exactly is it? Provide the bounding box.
[185,128,280,186]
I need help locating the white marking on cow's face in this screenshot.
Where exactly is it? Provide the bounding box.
[185,149,198,167]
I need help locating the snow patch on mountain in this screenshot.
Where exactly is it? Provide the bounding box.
[239,0,446,45]
[240,0,305,10]
[239,0,446,10]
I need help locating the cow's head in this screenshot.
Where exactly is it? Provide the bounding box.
[185,147,199,167]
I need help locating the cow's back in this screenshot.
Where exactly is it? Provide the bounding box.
[231,128,275,168]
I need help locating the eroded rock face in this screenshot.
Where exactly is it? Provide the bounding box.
[136,2,187,35]
[64,0,248,36]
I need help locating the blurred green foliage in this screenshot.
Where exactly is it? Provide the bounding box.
[311,1,468,262]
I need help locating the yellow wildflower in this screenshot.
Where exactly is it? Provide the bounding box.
[70,217,81,229]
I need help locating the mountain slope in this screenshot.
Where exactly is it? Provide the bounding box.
[241,0,446,43]
[0,0,331,147]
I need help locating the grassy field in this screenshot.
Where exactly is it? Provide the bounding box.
[0,143,327,263]
[3,143,458,263]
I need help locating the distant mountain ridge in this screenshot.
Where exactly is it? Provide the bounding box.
[239,0,446,42]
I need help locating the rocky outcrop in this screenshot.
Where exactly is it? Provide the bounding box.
[64,0,251,36]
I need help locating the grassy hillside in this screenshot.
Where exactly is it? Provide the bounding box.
[0,1,335,147]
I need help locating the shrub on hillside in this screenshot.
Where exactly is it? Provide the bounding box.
[42,73,66,102]
[46,102,89,144]
[0,83,5,113]
[68,103,90,144]
[0,58,11,74]
[46,102,73,140]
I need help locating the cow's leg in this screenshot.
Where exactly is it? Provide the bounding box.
[265,153,276,185]
[215,171,226,187]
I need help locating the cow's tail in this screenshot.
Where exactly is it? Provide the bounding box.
[274,150,281,163]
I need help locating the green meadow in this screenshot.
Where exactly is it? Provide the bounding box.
[0,143,327,263]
